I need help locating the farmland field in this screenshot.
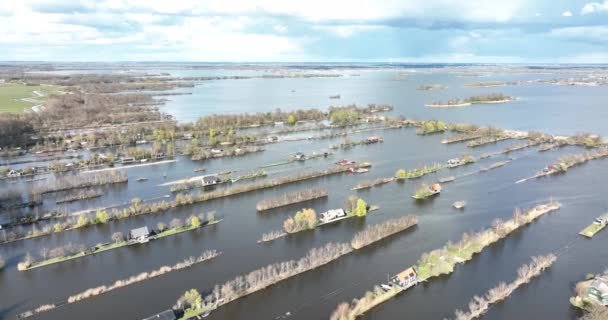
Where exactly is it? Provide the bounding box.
[0,82,60,113]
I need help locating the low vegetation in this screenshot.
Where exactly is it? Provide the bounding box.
[256,188,328,211]
[395,163,446,180]
[450,254,557,320]
[427,93,513,108]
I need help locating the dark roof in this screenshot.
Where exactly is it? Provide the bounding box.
[203,175,219,183]
[130,226,150,239]
[142,310,176,320]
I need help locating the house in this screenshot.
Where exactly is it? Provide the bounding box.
[136,139,148,144]
[595,213,608,225]
[155,152,165,160]
[183,133,193,140]
[210,148,223,154]
[274,121,284,126]
[366,136,382,144]
[586,276,608,305]
[129,226,150,243]
[319,209,346,223]
[7,169,21,178]
[142,309,177,320]
[390,267,418,289]
[447,158,462,167]
[294,152,306,160]
[202,175,221,186]
[121,157,135,164]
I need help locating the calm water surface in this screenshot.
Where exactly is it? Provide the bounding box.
[1,68,607,320]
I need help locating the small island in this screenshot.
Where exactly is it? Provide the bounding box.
[425,93,515,108]
[417,84,446,91]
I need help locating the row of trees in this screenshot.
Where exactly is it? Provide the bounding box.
[351,216,418,249]
[31,171,127,195]
[256,188,328,211]
[177,214,421,315]
[330,202,561,320]
[193,108,326,132]
[451,254,557,320]
[20,250,220,318]
[175,243,353,312]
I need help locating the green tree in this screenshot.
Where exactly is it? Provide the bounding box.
[293,208,317,229]
[437,121,447,131]
[178,289,202,311]
[354,198,368,217]
[53,223,64,233]
[76,213,90,227]
[190,215,201,228]
[287,114,296,125]
[95,209,111,224]
[395,169,407,179]
[425,121,437,133]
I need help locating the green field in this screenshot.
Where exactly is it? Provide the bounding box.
[0,82,61,113]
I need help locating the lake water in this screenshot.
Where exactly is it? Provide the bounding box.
[1,66,608,320]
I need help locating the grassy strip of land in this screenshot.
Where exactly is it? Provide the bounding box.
[579,222,607,238]
[395,163,446,180]
[0,83,61,113]
[19,241,129,271]
[18,219,220,271]
[172,216,418,319]
[330,201,560,319]
[425,93,514,108]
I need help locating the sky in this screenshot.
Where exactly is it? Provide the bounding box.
[1,0,608,63]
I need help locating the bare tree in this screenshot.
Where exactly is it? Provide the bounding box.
[170,218,183,229]
[112,232,123,243]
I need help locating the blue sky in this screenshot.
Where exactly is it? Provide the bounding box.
[1,0,608,63]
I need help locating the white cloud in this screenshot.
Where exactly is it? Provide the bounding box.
[273,25,288,33]
[550,26,608,41]
[313,25,382,38]
[581,1,608,14]
[13,0,527,23]
[561,10,573,16]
